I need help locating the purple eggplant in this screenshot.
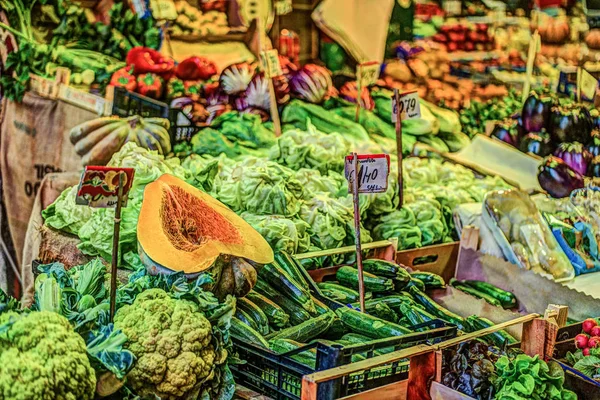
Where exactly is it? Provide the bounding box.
[491,118,522,147]
[519,129,553,157]
[521,91,554,132]
[553,142,592,176]
[586,129,600,157]
[548,104,593,144]
[588,155,600,178]
[538,156,585,198]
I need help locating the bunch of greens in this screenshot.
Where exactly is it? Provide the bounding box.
[566,348,600,379]
[181,153,225,193]
[494,354,577,400]
[460,89,522,138]
[240,212,311,255]
[294,168,345,200]
[370,208,422,249]
[211,112,277,150]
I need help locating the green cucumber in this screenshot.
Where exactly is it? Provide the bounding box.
[246,291,290,328]
[231,317,269,348]
[362,259,411,283]
[467,315,518,348]
[270,313,335,342]
[404,277,426,292]
[258,263,316,314]
[410,272,446,289]
[462,280,517,309]
[335,307,411,339]
[317,282,372,303]
[409,286,469,331]
[274,252,309,291]
[399,303,427,331]
[336,266,395,293]
[235,308,261,332]
[269,339,316,368]
[238,297,270,335]
[449,279,503,308]
[254,279,312,324]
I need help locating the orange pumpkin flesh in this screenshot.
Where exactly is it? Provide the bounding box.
[138,174,274,273]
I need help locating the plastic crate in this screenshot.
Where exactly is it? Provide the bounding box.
[231,319,457,400]
[110,87,169,119]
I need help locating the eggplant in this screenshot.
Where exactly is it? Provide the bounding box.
[519,129,553,157]
[491,118,521,147]
[553,142,591,176]
[588,155,600,178]
[521,91,554,132]
[538,156,585,198]
[548,104,593,144]
[587,129,600,157]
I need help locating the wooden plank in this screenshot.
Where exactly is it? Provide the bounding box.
[234,385,273,400]
[434,350,443,383]
[339,380,407,400]
[546,304,569,328]
[407,352,436,400]
[301,379,318,400]
[520,318,547,358]
[295,240,396,260]
[395,242,459,282]
[308,265,340,283]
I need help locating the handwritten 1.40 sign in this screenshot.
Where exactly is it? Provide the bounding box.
[391,90,421,123]
[344,154,390,193]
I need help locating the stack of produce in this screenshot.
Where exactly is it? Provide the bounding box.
[565,319,600,379]
[460,89,522,137]
[171,0,230,37]
[431,23,493,52]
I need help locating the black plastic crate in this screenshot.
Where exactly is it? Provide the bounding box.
[231,318,457,400]
[111,87,169,119]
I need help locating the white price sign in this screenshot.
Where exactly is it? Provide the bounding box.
[260,49,283,78]
[344,154,390,194]
[357,62,380,87]
[391,90,421,123]
[581,69,598,101]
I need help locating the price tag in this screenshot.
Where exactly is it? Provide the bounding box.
[130,0,149,18]
[261,49,283,78]
[150,0,178,20]
[357,62,380,87]
[275,0,293,15]
[55,67,71,85]
[344,154,390,194]
[76,166,135,208]
[391,90,421,123]
[581,69,598,101]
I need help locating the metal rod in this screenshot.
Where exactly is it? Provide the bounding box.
[351,153,366,312]
[394,89,404,209]
[109,172,124,322]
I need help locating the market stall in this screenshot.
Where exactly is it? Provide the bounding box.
[1,0,600,399]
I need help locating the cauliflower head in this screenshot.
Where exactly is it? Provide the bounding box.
[114,288,219,399]
[0,311,96,400]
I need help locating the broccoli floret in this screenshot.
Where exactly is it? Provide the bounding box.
[0,311,96,400]
[114,288,224,399]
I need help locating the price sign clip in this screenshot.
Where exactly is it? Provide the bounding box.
[391,90,421,123]
[344,154,390,194]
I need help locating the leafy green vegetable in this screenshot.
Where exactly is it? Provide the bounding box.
[211,112,277,150]
[241,212,311,254]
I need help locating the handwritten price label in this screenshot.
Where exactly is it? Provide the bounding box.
[581,69,598,101]
[357,62,380,87]
[76,166,135,208]
[391,90,421,123]
[344,154,390,194]
[260,49,283,78]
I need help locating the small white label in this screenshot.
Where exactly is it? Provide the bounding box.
[581,69,598,101]
[150,0,178,20]
[261,49,283,78]
[357,62,380,87]
[344,154,390,194]
[391,90,421,123]
[275,0,292,15]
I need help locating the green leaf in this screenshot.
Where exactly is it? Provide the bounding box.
[573,355,600,378]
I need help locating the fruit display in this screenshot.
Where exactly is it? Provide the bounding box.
[432,23,493,52]
[172,0,230,37]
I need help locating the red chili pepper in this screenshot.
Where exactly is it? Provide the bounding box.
[109,66,137,92]
[175,56,217,81]
[126,47,175,78]
[136,73,164,99]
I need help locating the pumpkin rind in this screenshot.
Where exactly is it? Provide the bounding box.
[138,174,274,274]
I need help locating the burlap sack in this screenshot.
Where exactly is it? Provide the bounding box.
[0,92,96,269]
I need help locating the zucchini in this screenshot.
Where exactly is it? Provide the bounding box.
[317,282,372,303]
[341,333,372,344]
[235,308,260,332]
[467,315,518,348]
[336,266,395,293]
[399,303,427,331]
[323,317,348,338]
[246,291,290,328]
[462,280,517,309]
[254,279,312,323]
[412,306,438,323]
[274,252,310,291]
[231,317,269,348]
[352,295,414,312]
[258,263,316,314]
[362,259,411,283]
[312,296,332,315]
[335,307,411,339]
[449,279,503,308]
[238,297,270,335]
[269,339,316,368]
[270,313,335,342]
[408,286,469,331]
[410,272,446,289]
[404,277,426,292]
[364,302,399,324]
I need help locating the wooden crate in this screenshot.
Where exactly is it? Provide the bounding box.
[395,242,460,283]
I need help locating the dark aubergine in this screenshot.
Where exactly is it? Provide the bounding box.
[519,129,553,157]
[538,156,585,198]
[491,118,521,147]
[587,129,600,157]
[548,104,593,144]
[553,142,591,176]
[588,156,600,178]
[521,91,554,132]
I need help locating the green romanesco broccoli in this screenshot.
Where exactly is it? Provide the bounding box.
[114,288,226,399]
[0,311,96,400]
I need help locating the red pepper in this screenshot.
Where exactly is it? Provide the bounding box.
[109,66,137,92]
[136,73,164,99]
[175,56,217,81]
[126,47,175,78]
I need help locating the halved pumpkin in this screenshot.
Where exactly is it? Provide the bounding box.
[137,174,274,275]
